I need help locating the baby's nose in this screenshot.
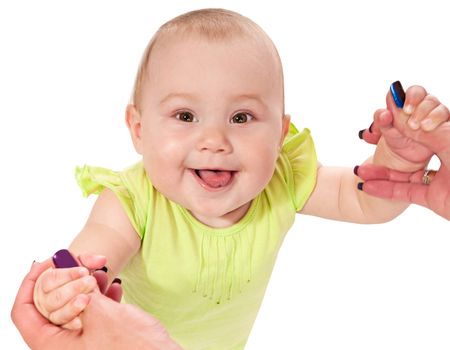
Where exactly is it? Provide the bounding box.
[196,126,232,154]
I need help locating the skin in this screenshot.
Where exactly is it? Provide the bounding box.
[358,86,450,220]
[12,260,182,350]
[127,32,290,228]
[32,254,122,329]
[301,85,449,223]
[27,30,450,338]
[32,31,291,328]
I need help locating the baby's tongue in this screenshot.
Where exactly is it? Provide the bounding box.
[197,170,232,188]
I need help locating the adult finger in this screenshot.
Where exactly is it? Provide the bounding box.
[11,260,58,347]
[359,109,392,144]
[355,164,424,183]
[360,180,428,207]
[78,254,107,271]
[104,281,123,302]
[92,270,109,294]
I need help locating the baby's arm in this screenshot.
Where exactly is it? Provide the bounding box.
[33,188,141,328]
[300,85,449,223]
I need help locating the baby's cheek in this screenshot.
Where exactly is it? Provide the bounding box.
[247,152,277,186]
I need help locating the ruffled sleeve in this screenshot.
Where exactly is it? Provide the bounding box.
[75,162,149,239]
[280,123,317,212]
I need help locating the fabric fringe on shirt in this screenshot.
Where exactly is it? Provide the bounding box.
[193,231,253,304]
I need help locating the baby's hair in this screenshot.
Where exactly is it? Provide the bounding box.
[130,8,284,112]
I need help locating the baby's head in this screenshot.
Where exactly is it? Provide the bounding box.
[126,8,290,227]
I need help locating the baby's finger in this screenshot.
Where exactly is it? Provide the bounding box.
[44,274,97,312]
[41,266,90,293]
[403,85,427,115]
[408,95,440,130]
[49,294,90,327]
[62,316,83,331]
[420,103,450,131]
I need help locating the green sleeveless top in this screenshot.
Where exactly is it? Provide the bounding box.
[75,125,317,350]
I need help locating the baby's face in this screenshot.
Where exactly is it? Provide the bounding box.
[128,33,289,227]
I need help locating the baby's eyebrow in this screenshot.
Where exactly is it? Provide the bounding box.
[232,93,269,110]
[159,92,199,106]
[159,92,268,109]
[233,93,266,104]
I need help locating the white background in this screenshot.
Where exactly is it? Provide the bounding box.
[1,0,449,349]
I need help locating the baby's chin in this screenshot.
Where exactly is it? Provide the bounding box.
[186,200,252,228]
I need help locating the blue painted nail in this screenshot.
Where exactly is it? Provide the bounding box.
[390,81,405,108]
[357,182,364,191]
[52,249,79,268]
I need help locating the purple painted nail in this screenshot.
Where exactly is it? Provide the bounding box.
[357,182,364,191]
[112,278,122,285]
[52,249,79,268]
[353,165,359,176]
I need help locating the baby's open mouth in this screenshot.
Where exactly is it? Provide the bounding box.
[192,169,235,189]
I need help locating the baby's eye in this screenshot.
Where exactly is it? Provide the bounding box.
[175,111,196,123]
[231,112,253,124]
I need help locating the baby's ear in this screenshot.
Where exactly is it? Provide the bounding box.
[125,104,143,154]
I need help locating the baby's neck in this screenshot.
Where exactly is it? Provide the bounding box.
[191,201,252,228]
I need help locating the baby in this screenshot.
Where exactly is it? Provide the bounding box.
[32,8,449,350]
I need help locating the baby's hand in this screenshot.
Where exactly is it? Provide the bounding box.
[361,85,449,145]
[402,85,449,131]
[33,264,98,330]
[361,84,449,170]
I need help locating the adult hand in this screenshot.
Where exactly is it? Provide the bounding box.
[356,108,450,220]
[11,261,184,350]
[32,253,122,330]
[360,86,448,168]
[81,293,183,350]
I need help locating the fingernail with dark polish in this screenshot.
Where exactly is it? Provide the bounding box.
[358,129,364,139]
[357,182,364,191]
[368,122,373,133]
[53,249,79,269]
[112,278,122,285]
[353,165,359,176]
[96,266,108,273]
[390,81,405,108]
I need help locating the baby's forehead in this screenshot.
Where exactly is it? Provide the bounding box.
[153,27,277,59]
[148,32,282,88]
[148,29,283,81]
[132,10,284,111]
